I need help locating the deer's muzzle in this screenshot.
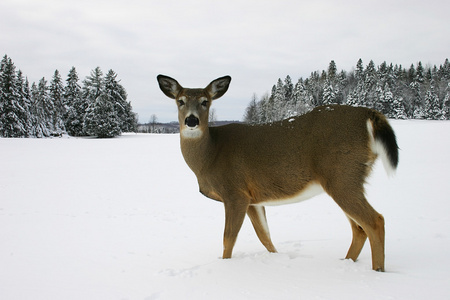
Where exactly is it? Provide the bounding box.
[185,115,200,128]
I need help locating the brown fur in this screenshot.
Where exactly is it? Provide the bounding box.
[157,75,398,272]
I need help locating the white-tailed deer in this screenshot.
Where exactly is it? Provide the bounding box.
[157,75,398,272]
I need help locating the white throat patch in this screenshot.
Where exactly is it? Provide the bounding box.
[181,127,203,139]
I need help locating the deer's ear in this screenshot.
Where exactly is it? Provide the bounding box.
[205,76,231,100]
[157,75,183,99]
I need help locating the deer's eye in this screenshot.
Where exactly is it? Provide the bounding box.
[177,100,185,107]
[201,100,208,107]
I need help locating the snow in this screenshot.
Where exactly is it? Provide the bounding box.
[1,120,450,299]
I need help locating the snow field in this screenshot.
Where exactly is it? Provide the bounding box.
[1,120,450,299]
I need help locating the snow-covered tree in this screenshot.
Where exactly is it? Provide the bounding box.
[410,80,423,118]
[292,78,313,115]
[84,94,121,138]
[103,69,136,132]
[328,60,337,82]
[30,78,52,137]
[0,55,29,137]
[416,61,425,83]
[16,70,32,136]
[441,59,450,80]
[257,93,270,124]
[347,80,365,107]
[335,70,348,104]
[346,92,357,107]
[424,88,442,120]
[355,58,364,81]
[63,67,85,136]
[272,78,286,120]
[364,60,378,108]
[243,94,258,124]
[381,84,393,115]
[82,67,103,105]
[408,64,416,83]
[284,75,293,103]
[322,80,336,105]
[443,83,450,119]
[49,70,66,135]
[391,97,407,119]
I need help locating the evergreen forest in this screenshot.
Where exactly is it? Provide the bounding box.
[0,55,137,138]
[244,59,450,124]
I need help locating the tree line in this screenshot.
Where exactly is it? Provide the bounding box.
[244,59,450,124]
[0,55,137,138]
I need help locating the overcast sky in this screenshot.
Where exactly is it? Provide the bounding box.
[2,0,449,122]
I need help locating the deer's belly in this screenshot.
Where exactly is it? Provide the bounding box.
[254,183,324,206]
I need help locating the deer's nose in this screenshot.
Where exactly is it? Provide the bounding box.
[185,115,200,128]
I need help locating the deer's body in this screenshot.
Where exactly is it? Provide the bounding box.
[157,75,398,272]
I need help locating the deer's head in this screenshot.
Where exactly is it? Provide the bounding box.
[157,75,231,138]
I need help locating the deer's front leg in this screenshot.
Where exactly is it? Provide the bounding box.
[222,199,249,259]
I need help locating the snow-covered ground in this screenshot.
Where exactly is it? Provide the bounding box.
[1,120,449,300]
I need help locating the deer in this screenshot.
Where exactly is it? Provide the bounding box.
[157,74,399,272]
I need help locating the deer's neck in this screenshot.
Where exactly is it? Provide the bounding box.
[180,127,214,175]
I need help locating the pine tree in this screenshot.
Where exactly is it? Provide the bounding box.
[378,62,388,85]
[82,67,103,105]
[322,80,336,105]
[63,67,85,136]
[24,77,33,135]
[355,59,364,81]
[425,67,433,83]
[283,75,297,117]
[292,78,312,115]
[416,61,425,83]
[265,85,276,123]
[84,94,121,138]
[284,75,293,103]
[49,70,66,135]
[374,84,383,112]
[347,80,366,107]
[30,78,52,137]
[328,60,337,82]
[441,59,450,80]
[243,94,258,124]
[121,101,137,132]
[16,70,32,136]
[391,96,407,119]
[257,93,270,124]
[346,92,357,107]
[408,64,416,83]
[103,69,136,132]
[443,83,450,119]
[307,71,322,107]
[424,88,442,120]
[410,80,423,118]
[364,60,378,108]
[273,78,286,120]
[336,70,347,104]
[0,55,28,137]
[29,82,40,136]
[347,59,368,107]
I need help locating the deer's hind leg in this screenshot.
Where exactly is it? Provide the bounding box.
[345,217,368,262]
[339,195,384,271]
[325,181,385,272]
